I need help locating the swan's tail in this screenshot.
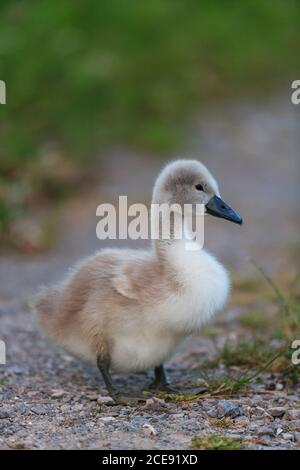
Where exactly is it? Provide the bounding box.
[32,286,61,339]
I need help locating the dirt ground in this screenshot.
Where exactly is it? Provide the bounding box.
[0,97,299,450]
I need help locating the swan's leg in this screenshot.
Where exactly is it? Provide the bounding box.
[96,354,115,397]
[149,365,207,395]
[96,354,145,405]
[149,364,177,393]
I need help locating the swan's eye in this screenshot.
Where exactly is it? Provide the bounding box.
[195,184,204,191]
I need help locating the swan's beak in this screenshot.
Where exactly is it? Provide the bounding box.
[205,195,243,225]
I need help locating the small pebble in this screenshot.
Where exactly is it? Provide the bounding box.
[99,416,116,424]
[268,407,286,418]
[86,394,99,401]
[51,389,66,398]
[143,423,158,436]
[282,433,294,441]
[275,383,284,391]
[294,432,300,443]
[216,400,242,419]
[97,396,114,405]
[30,406,46,416]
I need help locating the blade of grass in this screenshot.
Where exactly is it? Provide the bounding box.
[251,260,300,330]
[235,344,288,386]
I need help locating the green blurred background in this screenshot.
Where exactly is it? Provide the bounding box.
[0,0,299,250]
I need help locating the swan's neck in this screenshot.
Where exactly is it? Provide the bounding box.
[151,210,203,262]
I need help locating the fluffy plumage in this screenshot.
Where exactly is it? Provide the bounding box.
[34,160,233,396]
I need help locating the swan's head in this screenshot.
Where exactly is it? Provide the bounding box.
[152,159,242,225]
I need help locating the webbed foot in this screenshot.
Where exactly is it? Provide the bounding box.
[148,365,177,394]
[148,381,178,394]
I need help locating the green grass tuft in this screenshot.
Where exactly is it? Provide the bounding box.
[191,434,243,450]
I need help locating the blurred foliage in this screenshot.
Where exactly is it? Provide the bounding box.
[0,0,299,248]
[1,0,299,166]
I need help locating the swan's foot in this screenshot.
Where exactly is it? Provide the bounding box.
[97,354,146,406]
[149,365,177,393]
[149,381,178,394]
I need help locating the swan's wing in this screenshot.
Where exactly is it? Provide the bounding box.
[111,252,155,300]
[112,270,138,300]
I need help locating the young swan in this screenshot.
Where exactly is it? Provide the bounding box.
[34,160,242,404]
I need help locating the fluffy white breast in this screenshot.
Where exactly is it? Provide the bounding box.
[110,241,230,372]
[161,240,230,333]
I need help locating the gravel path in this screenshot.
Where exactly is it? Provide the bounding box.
[0,98,299,450]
